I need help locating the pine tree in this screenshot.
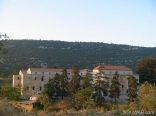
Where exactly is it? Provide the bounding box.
[68,67,81,95]
[128,76,138,103]
[109,73,120,104]
[60,69,69,99]
[81,76,91,89]
[91,76,108,107]
[43,73,61,101]
[68,75,80,95]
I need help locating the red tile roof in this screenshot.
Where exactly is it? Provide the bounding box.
[66,69,89,72]
[94,65,131,71]
[29,68,89,73]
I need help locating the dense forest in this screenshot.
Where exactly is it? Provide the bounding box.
[0,40,156,77]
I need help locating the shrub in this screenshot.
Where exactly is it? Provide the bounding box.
[72,87,95,110]
[0,85,20,101]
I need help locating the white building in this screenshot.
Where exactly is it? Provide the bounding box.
[92,65,139,103]
[13,67,89,98]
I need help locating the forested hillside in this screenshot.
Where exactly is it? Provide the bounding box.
[1,40,156,77]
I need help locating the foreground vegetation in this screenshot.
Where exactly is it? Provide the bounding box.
[0,99,36,116]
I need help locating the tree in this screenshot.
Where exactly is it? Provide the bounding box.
[138,82,156,111]
[68,67,81,95]
[35,73,62,110]
[37,94,50,111]
[91,76,108,107]
[127,76,138,103]
[43,73,61,101]
[0,85,20,101]
[72,66,79,76]
[68,76,80,95]
[109,73,120,104]
[60,69,69,99]
[0,40,7,54]
[80,76,91,89]
[72,87,95,110]
[39,73,69,110]
[43,72,69,101]
[0,41,4,51]
[137,57,156,83]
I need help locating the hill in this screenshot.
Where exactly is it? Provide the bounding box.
[1,40,156,77]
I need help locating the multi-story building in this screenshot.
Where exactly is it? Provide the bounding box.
[92,65,139,103]
[13,67,89,98]
[13,65,139,102]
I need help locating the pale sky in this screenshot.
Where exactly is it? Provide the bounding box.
[0,0,156,47]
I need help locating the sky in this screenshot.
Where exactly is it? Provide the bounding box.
[0,0,156,47]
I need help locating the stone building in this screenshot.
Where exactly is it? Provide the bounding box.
[13,67,89,98]
[13,65,139,102]
[92,65,139,103]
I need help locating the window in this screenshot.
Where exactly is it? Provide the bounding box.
[40,86,42,91]
[122,85,124,88]
[32,86,35,90]
[41,76,44,81]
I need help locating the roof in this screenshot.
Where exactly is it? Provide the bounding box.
[29,68,63,72]
[94,65,131,71]
[20,70,27,74]
[66,69,89,72]
[28,68,89,73]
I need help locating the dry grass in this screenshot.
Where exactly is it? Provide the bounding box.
[0,99,36,116]
[37,110,118,116]
[0,99,121,116]
[47,100,71,112]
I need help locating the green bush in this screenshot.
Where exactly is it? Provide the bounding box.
[33,102,44,110]
[0,86,21,101]
[72,87,95,110]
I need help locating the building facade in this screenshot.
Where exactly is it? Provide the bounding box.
[13,68,89,98]
[92,65,139,103]
[13,65,139,102]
